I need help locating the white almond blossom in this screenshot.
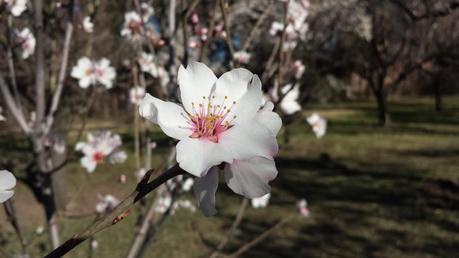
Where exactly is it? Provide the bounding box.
[297,198,310,217]
[121,11,143,41]
[234,51,252,65]
[95,194,119,214]
[5,0,27,16]
[306,113,327,138]
[82,16,94,33]
[0,107,6,121]
[270,83,302,115]
[130,86,146,105]
[140,62,282,216]
[15,28,35,59]
[71,57,116,89]
[75,131,125,173]
[138,52,158,77]
[0,170,16,203]
[251,193,271,208]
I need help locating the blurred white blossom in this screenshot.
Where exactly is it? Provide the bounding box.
[15,28,35,59]
[138,52,158,77]
[306,113,327,138]
[5,0,27,16]
[140,3,154,23]
[270,83,302,115]
[71,57,116,89]
[82,16,94,33]
[234,51,252,65]
[75,131,125,173]
[297,198,310,217]
[121,11,143,41]
[130,86,146,105]
[95,194,119,214]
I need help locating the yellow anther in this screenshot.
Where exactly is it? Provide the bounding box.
[224,96,228,99]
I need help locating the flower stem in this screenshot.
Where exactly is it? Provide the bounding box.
[44,164,185,258]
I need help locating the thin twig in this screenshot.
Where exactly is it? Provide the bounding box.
[3,201,28,255]
[44,165,185,258]
[210,198,248,258]
[241,3,274,52]
[45,22,74,134]
[34,0,46,125]
[219,0,235,61]
[0,72,30,134]
[229,215,294,257]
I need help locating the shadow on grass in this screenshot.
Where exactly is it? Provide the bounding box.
[212,154,459,258]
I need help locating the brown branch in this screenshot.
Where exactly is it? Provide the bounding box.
[44,23,74,134]
[229,215,294,257]
[209,198,248,258]
[242,2,274,52]
[0,72,31,134]
[34,0,46,126]
[44,165,185,258]
[219,0,235,61]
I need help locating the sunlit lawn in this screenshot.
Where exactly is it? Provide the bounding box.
[1,96,459,258]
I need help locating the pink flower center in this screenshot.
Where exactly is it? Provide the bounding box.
[92,152,105,163]
[182,95,237,143]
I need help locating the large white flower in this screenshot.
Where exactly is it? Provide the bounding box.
[75,131,125,173]
[130,86,146,105]
[5,0,27,16]
[120,11,143,41]
[138,52,158,77]
[251,193,271,208]
[270,83,301,115]
[15,28,35,59]
[82,16,94,33]
[306,113,327,138]
[0,170,16,203]
[71,57,116,89]
[140,62,282,215]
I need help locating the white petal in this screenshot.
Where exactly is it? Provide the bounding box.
[0,190,14,203]
[139,94,190,140]
[79,77,92,88]
[256,101,282,136]
[0,170,16,190]
[176,138,233,177]
[219,121,278,161]
[193,167,219,216]
[177,62,217,113]
[230,75,263,124]
[213,68,253,103]
[224,157,277,199]
[81,156,97,173]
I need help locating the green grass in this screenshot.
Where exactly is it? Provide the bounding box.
[1,96,459,258]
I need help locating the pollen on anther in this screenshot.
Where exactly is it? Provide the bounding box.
[224,96,228,99]
[202,96,206,99]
